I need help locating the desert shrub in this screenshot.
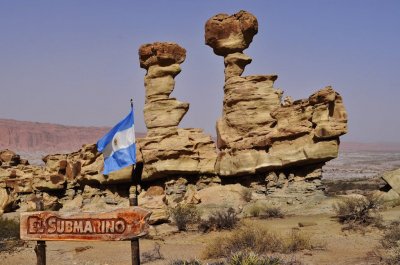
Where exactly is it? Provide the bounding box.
[199,207,238,232]
[375,221,400,264]
[381,221,400,249]
[0,217,20,240]
[169,259,202,265]
[170,204,201,231]
[0,217,23,252]
[261,206,285,219]
[247,204,284,219]
[283,229,311,253]
[203,224,311,259]
[141,242,163,263]
[247,204,264,217]
[228,251,301,265]
[333,194,384,229]
[241,188,253,202]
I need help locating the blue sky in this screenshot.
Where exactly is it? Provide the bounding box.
[0,1,399,143]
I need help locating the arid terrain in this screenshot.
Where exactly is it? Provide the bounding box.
[1,142,400,264]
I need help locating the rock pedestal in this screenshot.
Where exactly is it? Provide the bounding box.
[205,10,348,177]
[138,42,217,181]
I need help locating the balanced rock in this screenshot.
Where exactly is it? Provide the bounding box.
[205,10,348,177]
[205,10,258,56]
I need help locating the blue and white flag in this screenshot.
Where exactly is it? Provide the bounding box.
[96,107,136,175]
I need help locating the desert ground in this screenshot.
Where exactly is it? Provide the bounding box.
[1,149,400,265]
[1,202,400,265]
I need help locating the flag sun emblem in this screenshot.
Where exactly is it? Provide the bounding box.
[113,138,118,146]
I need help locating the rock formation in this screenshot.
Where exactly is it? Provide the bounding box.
[0,10,349,222]
[137,42,217,181]
[205,10,347,177]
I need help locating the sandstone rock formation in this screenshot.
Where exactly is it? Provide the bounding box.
[205,10,347,177]
[137,42,218,181]
[0,10,349,224]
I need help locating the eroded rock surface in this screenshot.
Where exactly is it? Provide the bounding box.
[205,10,347,177]
[138,42,218,181]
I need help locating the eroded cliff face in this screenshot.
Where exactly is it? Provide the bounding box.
[204,10,347,177]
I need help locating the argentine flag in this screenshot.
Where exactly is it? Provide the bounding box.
[96,107,136,175]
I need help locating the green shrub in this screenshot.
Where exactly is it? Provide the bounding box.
[333,194,384,229]
[170,204,201,231]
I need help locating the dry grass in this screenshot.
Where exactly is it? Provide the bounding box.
[0,217,23,253]
[375,221,400,264]
[202,224,312,259]
[228,251,302,265]
[170,204,201,231]
[240,188,253,202]
[142,242,163,263]
[247,204,284,219]
[199,207,238,232]
[333,194,384,230]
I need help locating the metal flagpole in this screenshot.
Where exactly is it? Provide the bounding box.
[129,98,142,265]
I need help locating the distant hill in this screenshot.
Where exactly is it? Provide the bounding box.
[0,118,145,154]
[1,118,399,159]
[340,141,400,152]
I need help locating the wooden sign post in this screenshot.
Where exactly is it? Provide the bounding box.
[20,205,151,265]
[20,207,151,241]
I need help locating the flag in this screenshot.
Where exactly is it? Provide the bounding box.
[96,107,136,175]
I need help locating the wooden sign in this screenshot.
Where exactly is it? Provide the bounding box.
[20,207,151,241]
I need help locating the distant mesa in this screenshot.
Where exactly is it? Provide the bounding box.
[0,118,145,154]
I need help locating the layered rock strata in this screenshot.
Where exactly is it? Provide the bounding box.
[205,10,348,177]
[137,42,217,181]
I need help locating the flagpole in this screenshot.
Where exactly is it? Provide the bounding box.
[129,98,142,265]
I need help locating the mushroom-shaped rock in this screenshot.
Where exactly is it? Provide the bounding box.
[205,10,258,56]
[139,42,186,69]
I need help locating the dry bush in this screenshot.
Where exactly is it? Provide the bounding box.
[0,217,23,252]
[170,204,201,231]
[199,207,238,232]
[333,194,384,230]
[203,225,312,259]
[228,251,302,265]
[169,259,202,265]
[141,242,163,263]
[247,204,284,219]
[261,206,285,219]
[241,188,253,202]
[375,221,400,264]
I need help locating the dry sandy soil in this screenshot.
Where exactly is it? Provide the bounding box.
[2,198,399,265]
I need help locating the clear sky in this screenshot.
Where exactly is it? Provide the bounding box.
[0,0,399,143]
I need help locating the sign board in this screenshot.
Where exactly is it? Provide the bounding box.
[20,207,151,241]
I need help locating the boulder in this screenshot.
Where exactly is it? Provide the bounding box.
[205,10,258,56]
[382,168,400,195]
[139,192,169,225]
